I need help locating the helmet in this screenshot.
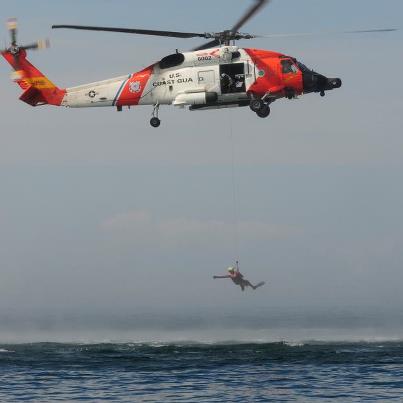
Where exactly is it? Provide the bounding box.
[227,267,235,272]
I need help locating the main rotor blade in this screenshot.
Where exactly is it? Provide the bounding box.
[193,39,221,51]
[52,25,207,39]
[344,28,397,34]
[258,28,397,39]
[230,0,270,35]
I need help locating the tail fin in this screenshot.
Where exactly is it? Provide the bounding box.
[1,49,65,106]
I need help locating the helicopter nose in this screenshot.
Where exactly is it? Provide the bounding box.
[319,76,342,96]
[325,77,342,90]
[302,71,342,95]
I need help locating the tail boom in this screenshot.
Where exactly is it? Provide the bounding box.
[1,49,65,106]
[2,49,154,109]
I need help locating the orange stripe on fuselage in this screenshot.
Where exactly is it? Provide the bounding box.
[116,65,153,106]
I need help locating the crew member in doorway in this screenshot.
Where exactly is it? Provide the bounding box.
[221,72,234,93]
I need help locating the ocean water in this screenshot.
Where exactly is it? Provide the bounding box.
[1,341,403,402]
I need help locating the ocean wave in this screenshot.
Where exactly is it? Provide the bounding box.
[1,341,402,402]
[2,339,402,350]
[2,334,403,353]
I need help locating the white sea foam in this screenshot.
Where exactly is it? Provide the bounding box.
[284,342,304,347]
[0,348,14,353]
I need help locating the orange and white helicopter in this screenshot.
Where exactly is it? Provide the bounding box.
[1,0,396,127]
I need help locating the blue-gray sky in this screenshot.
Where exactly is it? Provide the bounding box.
[0,0,402,340]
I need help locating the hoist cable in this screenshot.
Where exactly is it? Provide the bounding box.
[228,110,240,263]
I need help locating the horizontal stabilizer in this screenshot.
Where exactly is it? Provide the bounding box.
[19,85,48,106]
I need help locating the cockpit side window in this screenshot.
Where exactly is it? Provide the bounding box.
[281,59,298,74]
[297,62,310,72]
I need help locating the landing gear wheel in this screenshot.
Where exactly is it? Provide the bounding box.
[256,105,271,118]
[150,117,161,128]
[320,90,325,97]
[150,103,161,127]
[250,99,264,112]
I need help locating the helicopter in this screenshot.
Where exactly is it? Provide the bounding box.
[1,0,396,128]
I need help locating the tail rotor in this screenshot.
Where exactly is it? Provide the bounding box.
[2,18,49,73]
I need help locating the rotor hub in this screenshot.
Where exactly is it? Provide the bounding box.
[8,45,20,55]
[207,30,256,43]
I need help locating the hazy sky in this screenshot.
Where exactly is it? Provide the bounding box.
[0,1,402,339]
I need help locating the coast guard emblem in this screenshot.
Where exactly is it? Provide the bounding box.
[129,81,141,93]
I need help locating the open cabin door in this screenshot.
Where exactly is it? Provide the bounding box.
[219,63,246,94]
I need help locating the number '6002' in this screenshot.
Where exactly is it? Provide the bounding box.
[198,56,212,61]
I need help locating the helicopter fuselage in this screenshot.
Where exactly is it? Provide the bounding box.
[61,45,340,111]
[4,0,395,127]
[2,44,342,126]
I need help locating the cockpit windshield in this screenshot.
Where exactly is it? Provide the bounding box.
[296,62,311,72]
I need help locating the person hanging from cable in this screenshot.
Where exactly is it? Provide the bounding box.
[213,261,265,291]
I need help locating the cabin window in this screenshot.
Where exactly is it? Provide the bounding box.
[159,53,185,69]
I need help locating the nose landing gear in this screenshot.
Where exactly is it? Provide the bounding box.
[249,98,265,113]
[256,104,271,118]
[150,103,161,128]
[249,97,271,119]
